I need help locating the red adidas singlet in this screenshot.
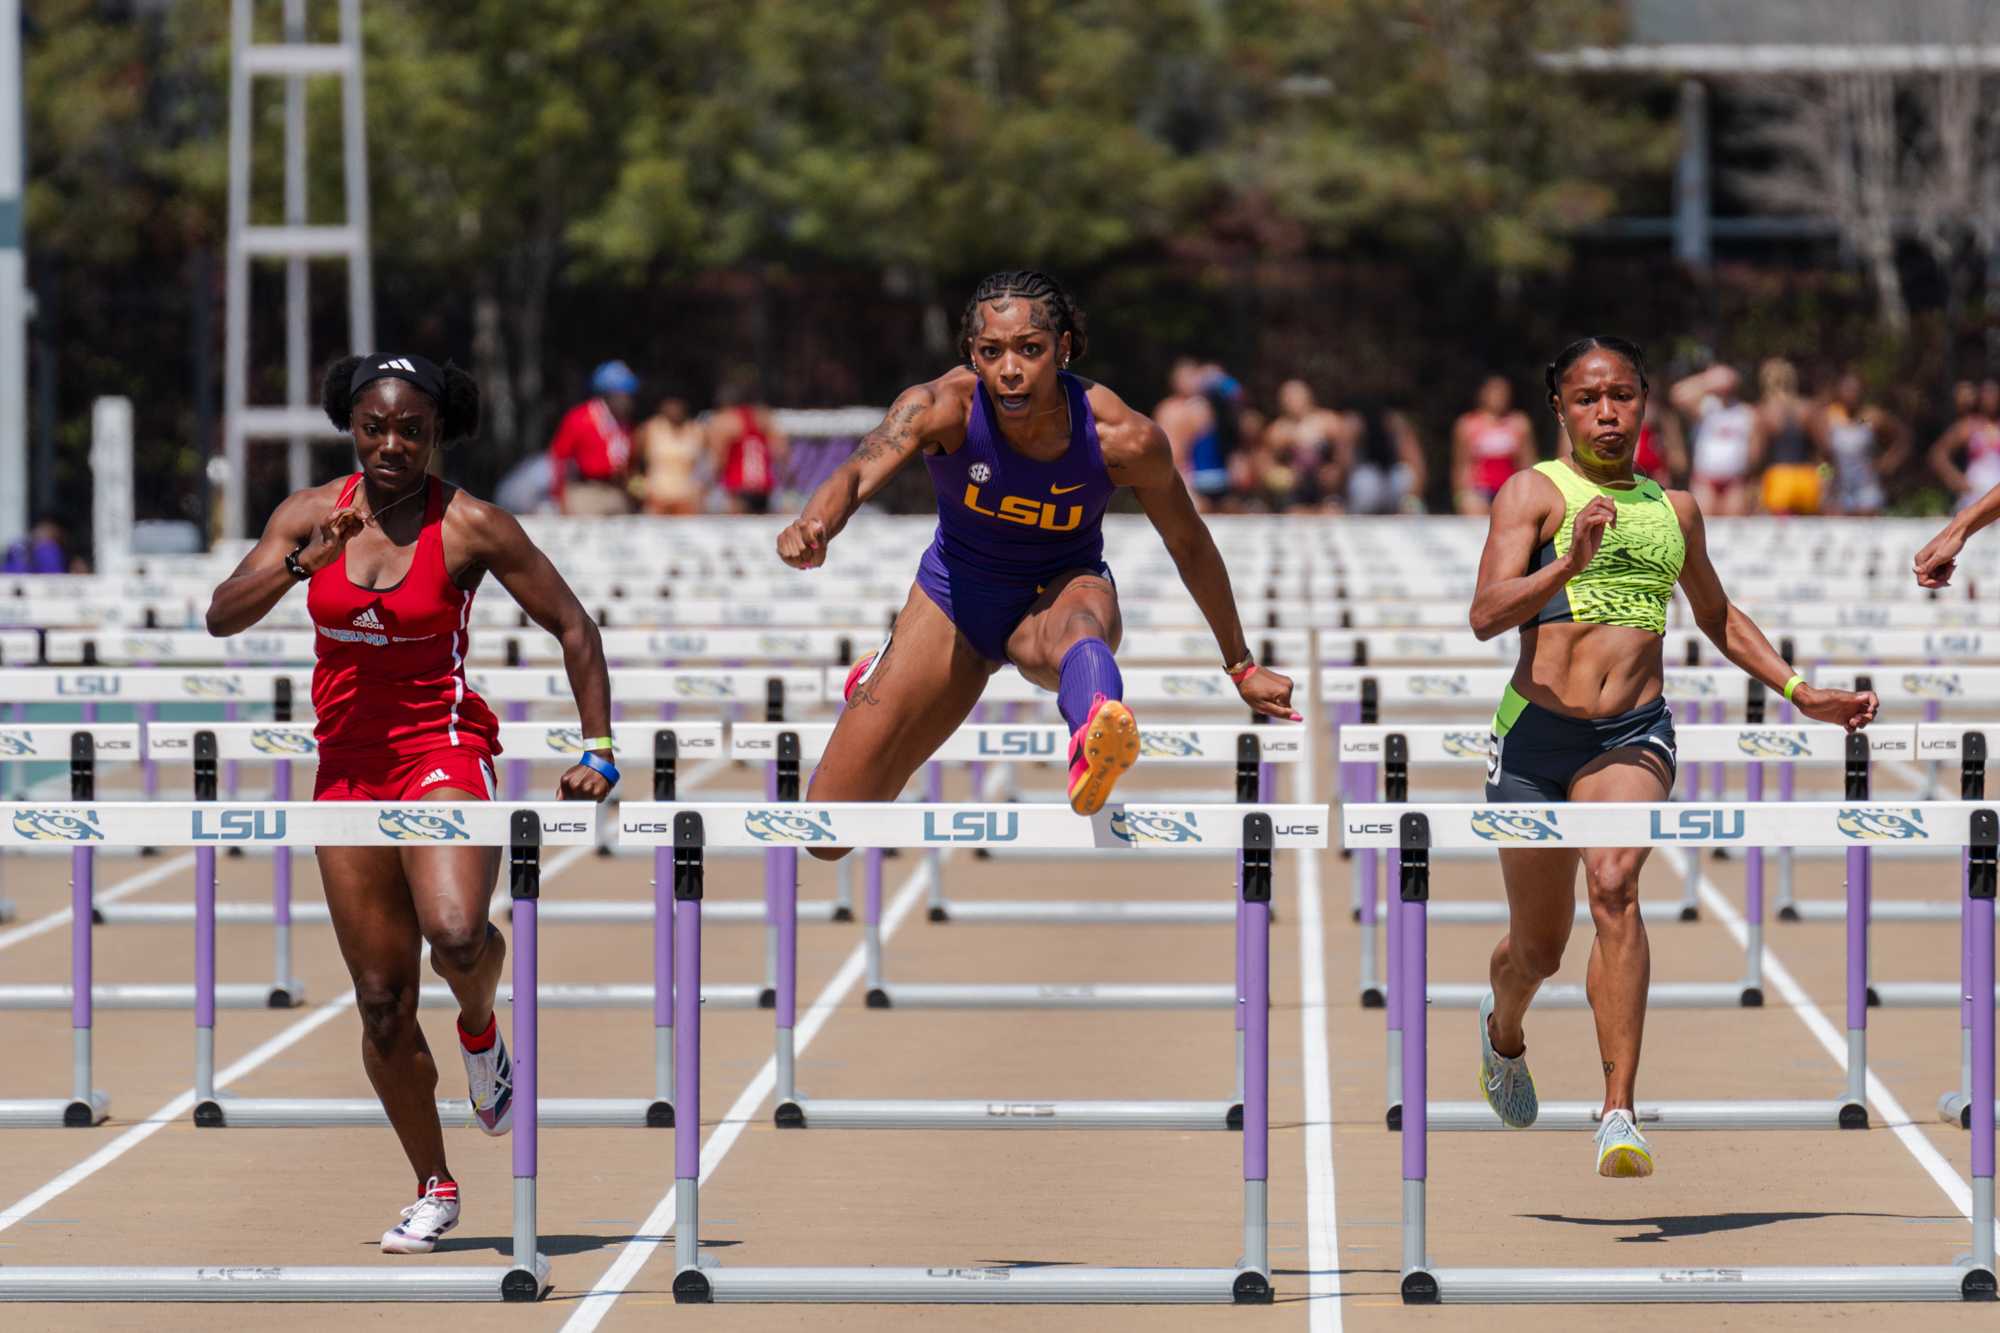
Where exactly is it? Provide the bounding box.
[306,475,501,764]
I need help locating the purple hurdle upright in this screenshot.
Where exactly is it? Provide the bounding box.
[1841,732,1872,1121]
[1968,810,1997,1276]
[505,809,545,1296]
[1395,814,1430,1291]
[671,811,705,1290]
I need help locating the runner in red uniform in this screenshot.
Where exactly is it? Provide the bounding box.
[205,353,615,1255]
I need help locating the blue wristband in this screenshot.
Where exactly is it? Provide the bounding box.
[578,751,620,787]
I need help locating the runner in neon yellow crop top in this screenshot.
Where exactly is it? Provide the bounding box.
[1466,336,1881,1185]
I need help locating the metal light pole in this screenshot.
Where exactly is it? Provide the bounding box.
[0,0,27,547]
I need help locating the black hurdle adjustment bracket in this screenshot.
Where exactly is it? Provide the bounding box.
[1359,676,1378,725]
[1399,813,1431,902]
[1684,637,1701,668]
[1845,729,1870,801]
[1745,678,1766,726]
[673,811,705,901]
[193,730,219,802]
[1236,733,1261,803]
[836,634,854,666]
[508,809,542,901]
[653,729,679,801]
[1240,813,1273,903]
[273,675,293,723]
[1384,732,1409,803]
[776,731,802,802]
[505,637,522,668]
[1970,808,1997,901]
[1964,732,1987,802]
[765,676,786,723]
[70,730,94,801]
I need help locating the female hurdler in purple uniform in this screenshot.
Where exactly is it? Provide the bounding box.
[776,271,1299,841]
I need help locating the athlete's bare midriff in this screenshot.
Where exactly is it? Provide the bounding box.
[1510,621,1664,718]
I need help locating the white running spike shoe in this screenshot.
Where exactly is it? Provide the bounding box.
[1595,1108,1656,1178]
[461,1027,514,1136]
[381,1177,460,1254]
[1478,991,1538,1128]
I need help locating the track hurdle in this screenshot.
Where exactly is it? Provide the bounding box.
[0,727,139,1127]
[1348,799,1997,1305]
[0,800,573,1302]
[625,801,1324,1303]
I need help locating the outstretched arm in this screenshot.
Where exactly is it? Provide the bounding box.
[1674,493,1877,731]
[776,377,964,569]
[1098,388,1298,720]
[1915,480,2000,587]
[206,482,356,636]
[457,499,614,801]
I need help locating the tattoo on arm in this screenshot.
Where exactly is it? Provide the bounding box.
[851,391,934,465]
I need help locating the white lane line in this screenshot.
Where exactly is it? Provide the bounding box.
[0,853,196,953]
[0,842,596,1236]
[1298,847,1344,1327]
[558,852,943,1333]
[1668,847,1998,1246]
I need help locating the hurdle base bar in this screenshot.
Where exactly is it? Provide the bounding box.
[0,1093,110,1128]
[194,1095,672,1129]
[413,982,763,1010]
[673,1264,1269,1304]
[0,983,303,1010]
[1401,1263,1993,1304]
[1426,981,1762,1009]
[1935,1091,2000,1129]
[1869,982,2000,1008]
[926,899,1236,925]
[1778,898,1961,923]
[773,1097,1240,1130]
[1403,1099,1868,1131]
[1422,900,1697,925]
[862,982,1233,1010]
[0,1258,553,1303]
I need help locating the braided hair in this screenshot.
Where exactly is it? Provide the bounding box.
[1544,336,1649,404]
[957,270,1089,365]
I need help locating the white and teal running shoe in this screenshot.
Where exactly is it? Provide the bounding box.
[1478,991,1538,1128]
[1595,1108,1655,1178]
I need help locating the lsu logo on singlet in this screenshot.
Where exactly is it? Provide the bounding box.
[961,484,1085,533]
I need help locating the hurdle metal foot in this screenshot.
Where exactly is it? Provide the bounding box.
[683,1265,1258,1303]
[1872,982,2000,1008]
[1424,982,1755,1009]
[0,983,305,1010]
[1361,985,1385,1008]
[1416,1099,1868,1131]
[0,1258,552,1302]
[772,1097,1240,1130]
[1777,898,1962,923]
[1424,900,1696,925]
[414,982,763,1009]
[0,1093,110,1128]
[862,982,1234,1009]
[925,899,1237,925]
[1411,1264,1991,1303]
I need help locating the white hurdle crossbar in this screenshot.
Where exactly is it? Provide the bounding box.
[0,799,582,1302]
[0,726,139,1128]
[624,801,1326,1303]
[1348,799,1997,1305]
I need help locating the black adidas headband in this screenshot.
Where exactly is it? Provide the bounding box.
[349,355,446,408]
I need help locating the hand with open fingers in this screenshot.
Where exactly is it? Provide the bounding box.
[1564,495,1617,575]
[1796,686,1878,733]
[557,763,612,802]
[776,516,829,569]
[1913,525,1964,589]
[301,506,365,575]
[1237,666,1303,721]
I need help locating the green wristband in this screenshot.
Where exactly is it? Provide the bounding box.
[1781,674,1805,703]
[582,735,616,753]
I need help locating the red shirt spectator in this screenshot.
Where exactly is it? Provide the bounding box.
[548,361,638,515]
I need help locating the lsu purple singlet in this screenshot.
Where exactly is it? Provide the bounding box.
[915,372,1118,662]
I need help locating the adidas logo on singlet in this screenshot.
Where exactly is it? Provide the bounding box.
[419,768,450,787]
[352,607,385,631]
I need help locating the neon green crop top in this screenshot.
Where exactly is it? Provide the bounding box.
[1527,460,1684,635]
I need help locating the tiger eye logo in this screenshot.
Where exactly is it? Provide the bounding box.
[1139,730,1201,758]
[1736,731,1810,759]
[1407,675,1469,698]
[377,809,472,841]
[1110,810,1203,844]
[1901,672,1964,700]
[1470,809,1562,843]
[1440,731,1493,759]
[1836,807,1928,842]
[544,727,586,753]
[744,809,837,843]
[180,675,245,698]
[248,729,317,756]
[11,808,104,842]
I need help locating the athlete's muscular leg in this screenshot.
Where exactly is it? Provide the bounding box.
[1568,749,1671,1115]
[318,846,450,1188]
[806,581,996,860]
[402,816,506,1039]
[1488,847,1579,1058]
[1006,569,1123,687]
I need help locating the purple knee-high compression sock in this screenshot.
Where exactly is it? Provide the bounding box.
[1057,638,1123,732]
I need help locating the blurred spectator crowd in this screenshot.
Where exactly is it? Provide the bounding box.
[1158,357,2000,519]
